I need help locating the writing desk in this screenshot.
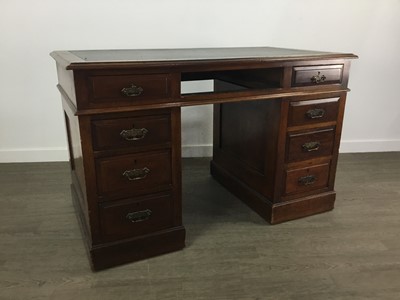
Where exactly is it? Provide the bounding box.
[51,47,357,270]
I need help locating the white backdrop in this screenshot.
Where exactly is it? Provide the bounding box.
[1,0,399,162]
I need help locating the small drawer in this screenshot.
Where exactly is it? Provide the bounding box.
[288,97,339,127]
[99,193,173,241]
[96,150,172,199]
[92,114,171,151]
[286,128,335,162]
[292,65,343,87]
[284,162,330,195]
[89,74,170,103]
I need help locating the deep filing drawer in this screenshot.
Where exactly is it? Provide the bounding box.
[92,114,171,151]
[96,150,172,199]
[288,97,340,127]
[99,193,173,242]
[286,128,335,162]
[284,162,330,195]
[89,74,171,103]
[292,65,343,87]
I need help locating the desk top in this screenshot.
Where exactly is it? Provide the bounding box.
[51,47,357,70]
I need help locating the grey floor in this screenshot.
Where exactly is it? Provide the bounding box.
[0,153,400,300]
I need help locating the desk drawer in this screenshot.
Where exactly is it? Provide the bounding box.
[286,128,335,162]
[292,65,343,87]
[288,97,339,127]
[284,162,330,195]
[89,74,170,103]
[92,114,171,151]
[96,150,172,199]
[99,193,173,241]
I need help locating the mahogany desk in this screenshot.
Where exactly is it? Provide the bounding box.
[51,47,357,270]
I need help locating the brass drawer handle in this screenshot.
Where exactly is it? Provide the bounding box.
[121,84,143,97]
[302,141,321,152]
[310,72,326,84]
[120,127,149,141]
[126,209,152,223]
[298,175,317,186]
[122,167,150,181]
[306,108,325,119]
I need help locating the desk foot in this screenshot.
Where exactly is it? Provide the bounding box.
[210,160,335,224]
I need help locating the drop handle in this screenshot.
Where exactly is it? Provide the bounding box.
[126,209,152,223]
[298,175,317,186]
[122,167,150,181]
[310,72,326,84]
[306,108,325,119]
[302,141,321,152]
[121,84,143,97]
[120,127,149,141]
